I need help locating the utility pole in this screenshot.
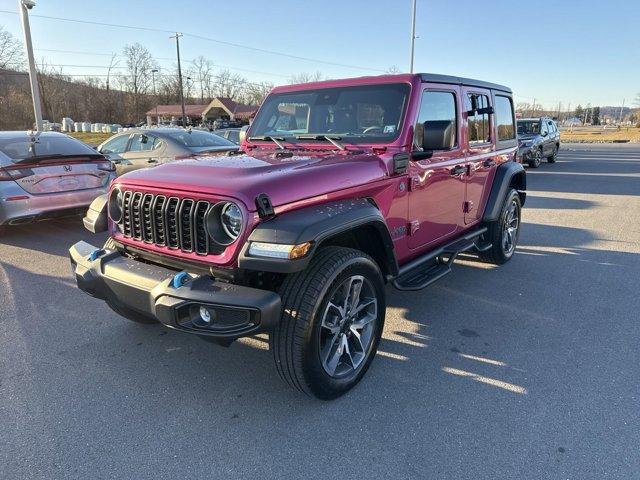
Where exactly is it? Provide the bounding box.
[151,68,158,125]
[170,32,187,127]
[619,99,625,124]
[409,0,417,73]
[18,0,43,131]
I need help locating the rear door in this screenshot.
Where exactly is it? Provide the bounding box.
[462,88,495,225]
[407,86,466,249]
[119,133,161,174]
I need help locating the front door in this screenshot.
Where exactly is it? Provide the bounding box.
[407,87,466,250]
[120,133,159,174]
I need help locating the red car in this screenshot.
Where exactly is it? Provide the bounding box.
[70,73,525,399]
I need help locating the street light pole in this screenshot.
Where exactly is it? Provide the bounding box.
[18,0,43,131]
[151,68,158,125]
[409,0,417,73]
[170,32,187,127]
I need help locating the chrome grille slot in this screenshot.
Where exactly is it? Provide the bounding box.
[120,191,213,255]
[194,201,210,255]
[141,194,154,243]
[178,199,195,252]
[130,192,143,240]
[165,197,180,249]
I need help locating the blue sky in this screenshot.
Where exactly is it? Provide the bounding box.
[1,0,638,109]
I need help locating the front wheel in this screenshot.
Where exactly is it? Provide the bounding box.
[527,148,542,168]
[270,247,386,400]
[479,189,522,265]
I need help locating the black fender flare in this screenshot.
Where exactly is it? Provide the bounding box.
[83,193,108,233]
[483,162,526,222]
[238,198,398,275]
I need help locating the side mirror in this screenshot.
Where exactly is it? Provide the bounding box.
[140,134,148,144]
[239,125,249,144]
[541,131,548,137]
[416,120,456,151]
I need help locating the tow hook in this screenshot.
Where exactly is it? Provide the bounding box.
[171,271,191,289]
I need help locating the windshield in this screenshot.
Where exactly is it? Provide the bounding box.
[162,130,235,150]
[0,134,98,162]
[249,83,410,144]
[517,121,540,135]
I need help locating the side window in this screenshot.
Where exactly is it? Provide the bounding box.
[467,93,491,144]
[548,121,556,133]
[127,134,156,152]
[415,90,457,150]
[100,135,129,154]
[494,95,515,141]
[540,122,548,135]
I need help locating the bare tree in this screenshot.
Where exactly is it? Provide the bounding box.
[190,56,214,104]
[120,43,156,122]
[242,81,274,106]
[289,71,324,84]
[212,69,246,101]
[0,26,24,70]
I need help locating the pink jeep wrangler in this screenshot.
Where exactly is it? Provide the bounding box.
[70,73,525,399]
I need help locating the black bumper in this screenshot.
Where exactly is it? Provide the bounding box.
[69,241,281,339]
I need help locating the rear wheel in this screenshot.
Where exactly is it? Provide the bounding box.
[527,148,542,168]
[479,189,522,265]
[271,246,386,400]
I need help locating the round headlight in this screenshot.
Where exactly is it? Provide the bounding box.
[205,201,243,246]
[108,188,123,223]
[221,202,242,239]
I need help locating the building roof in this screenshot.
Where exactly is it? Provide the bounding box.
[147,98,257,119]
[146,104,209,117]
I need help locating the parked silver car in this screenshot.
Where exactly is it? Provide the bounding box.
[215,128,241,144]
[97,128,238,176]
[0,131,115,227]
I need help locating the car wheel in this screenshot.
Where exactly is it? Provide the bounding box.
[547,145,558,163]
[528,148,542,168]
[479,189,522,265]
[271,246,386,400]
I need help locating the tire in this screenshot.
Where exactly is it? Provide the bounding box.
[479,189,522,265]
[270,246,386,400]
[527,148,542,168]
[547,145,558,163]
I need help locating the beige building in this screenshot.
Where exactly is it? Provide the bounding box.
[146,97,257,125]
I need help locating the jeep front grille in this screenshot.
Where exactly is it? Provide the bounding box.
[121,191,211,255]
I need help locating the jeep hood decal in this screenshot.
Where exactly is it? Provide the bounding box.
[116,150,389,210]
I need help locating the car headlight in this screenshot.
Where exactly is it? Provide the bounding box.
[205,201,243,246]
[108,188,123,223]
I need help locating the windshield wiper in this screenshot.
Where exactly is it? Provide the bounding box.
[12,153,104,164]
[247,135,286,149]
[295,134,345,151]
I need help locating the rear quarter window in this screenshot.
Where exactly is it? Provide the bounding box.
[494,95,516,141]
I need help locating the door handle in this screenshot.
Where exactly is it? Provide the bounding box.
[483,159,496,168]
[450,165,466,176]
[147,159,158,164]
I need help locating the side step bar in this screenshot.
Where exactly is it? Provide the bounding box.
[392,227,488,291]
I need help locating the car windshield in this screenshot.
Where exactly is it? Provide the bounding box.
[162,130,235,150]
[0,134,98,162]
[249,83,410,144]
[517,121,540,135]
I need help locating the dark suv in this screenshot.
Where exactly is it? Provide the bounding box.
[70,73,526,400]
[517,117,560,168]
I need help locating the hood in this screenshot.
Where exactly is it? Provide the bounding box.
[116,149,390,210]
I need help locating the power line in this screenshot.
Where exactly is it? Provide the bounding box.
[0,9,386,73]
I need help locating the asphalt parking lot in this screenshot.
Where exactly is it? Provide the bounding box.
[1,143,639,479]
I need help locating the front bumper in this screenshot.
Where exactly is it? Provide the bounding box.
[69,240,282,339]
[517,145,534,161]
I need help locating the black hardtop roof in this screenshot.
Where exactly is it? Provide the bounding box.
[419,73,512,94]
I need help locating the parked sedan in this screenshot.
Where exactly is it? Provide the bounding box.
[517,117,560,168]
[215,128,241,144]
[97,128,238,176]
[0,131,115,227]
